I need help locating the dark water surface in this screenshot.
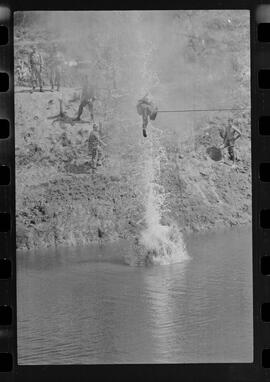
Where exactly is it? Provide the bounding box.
[17,227,253,364]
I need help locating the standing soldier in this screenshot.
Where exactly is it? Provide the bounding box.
[48,43,65,92]
[220,118,242,167]
[74,75,96,122]
[88,123,106,169]
[136,92,158,137]
[28,46,44,93]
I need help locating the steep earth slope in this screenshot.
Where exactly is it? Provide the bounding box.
[15,11,251,251]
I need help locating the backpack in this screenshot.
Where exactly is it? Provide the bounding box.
[136,102,144,116]
[150,107,158,120]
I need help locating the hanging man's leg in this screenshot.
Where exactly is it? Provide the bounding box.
[142,107,149,138]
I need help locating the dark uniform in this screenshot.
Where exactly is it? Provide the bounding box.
[49,48,65,92]
[136,95,158,137]
[75,79,96,121]
[28,48,43,92]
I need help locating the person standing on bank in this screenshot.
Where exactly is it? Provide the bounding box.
[74,75,96,122]
[28,46,44,93]
[88,123,106,169]
[220,118,241,167]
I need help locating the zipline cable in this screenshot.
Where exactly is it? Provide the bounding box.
[157,107,250,113]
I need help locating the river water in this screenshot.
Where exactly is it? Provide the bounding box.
[17,226,253,364]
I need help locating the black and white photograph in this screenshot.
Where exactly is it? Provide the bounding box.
[15,10,252,364]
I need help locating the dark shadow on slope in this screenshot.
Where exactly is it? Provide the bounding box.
[206,146,222,161]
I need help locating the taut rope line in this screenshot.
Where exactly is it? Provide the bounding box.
[157,107,250,113]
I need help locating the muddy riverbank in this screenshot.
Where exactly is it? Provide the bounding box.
[15,11,251,251]
[15,88,251,251]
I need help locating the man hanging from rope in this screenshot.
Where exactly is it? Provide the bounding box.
[136,92,158,138]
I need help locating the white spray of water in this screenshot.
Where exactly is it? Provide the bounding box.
[128,12,188,265]
[138,125,188,265]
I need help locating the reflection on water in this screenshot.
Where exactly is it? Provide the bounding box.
[17,227,253,364]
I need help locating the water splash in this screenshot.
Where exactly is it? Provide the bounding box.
[130,125,188,266]
[125,16,188,265]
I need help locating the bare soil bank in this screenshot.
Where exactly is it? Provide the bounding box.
[15,11,251,251]
[15,89,251,251]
